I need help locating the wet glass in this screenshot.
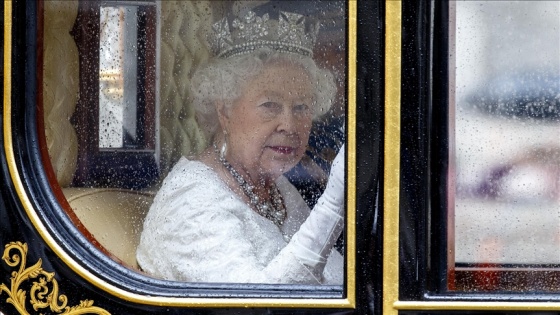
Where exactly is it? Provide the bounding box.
[452,1,560,291]
[99,5,139,148]
[42,0,347,286]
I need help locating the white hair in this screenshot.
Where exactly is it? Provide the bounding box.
[190,48,337,140]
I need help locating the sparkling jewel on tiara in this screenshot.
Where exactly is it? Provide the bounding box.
[211,10,320,58]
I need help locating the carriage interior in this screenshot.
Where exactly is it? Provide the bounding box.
[40,1,346,270]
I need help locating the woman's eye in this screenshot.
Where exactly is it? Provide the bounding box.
[293,104,311,114]
[260,102,282,112]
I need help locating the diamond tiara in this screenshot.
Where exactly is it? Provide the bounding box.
[211,10,320,59]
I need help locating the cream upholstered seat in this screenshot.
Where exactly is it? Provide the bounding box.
[63,188,155,269]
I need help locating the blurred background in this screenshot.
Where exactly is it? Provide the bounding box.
[453,1,560,264]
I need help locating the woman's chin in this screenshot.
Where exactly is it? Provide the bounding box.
[257,148,305,177]
[262,160,301,178]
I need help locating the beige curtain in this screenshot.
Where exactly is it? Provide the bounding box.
[43,0,79,187]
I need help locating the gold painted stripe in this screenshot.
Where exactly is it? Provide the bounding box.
[395,301,560,311]
[3,3,12,148]
[345,0,357,309]
[2,0,358,308]
[383,1,401,315]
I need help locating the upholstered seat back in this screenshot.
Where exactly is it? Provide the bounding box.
[63,188,155,268]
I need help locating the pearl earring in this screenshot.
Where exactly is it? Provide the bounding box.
[220,131,228,160]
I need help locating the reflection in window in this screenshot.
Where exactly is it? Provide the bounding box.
[68,0,158,188]
[99,6,137,148]
[452,1,560,291]
[99,5,154,149]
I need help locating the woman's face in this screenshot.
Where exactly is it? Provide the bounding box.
[218,63,314,180]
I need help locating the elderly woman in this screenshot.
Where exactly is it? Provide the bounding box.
[137,10,345,285]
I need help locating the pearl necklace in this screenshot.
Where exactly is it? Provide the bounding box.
[215,145,287,227]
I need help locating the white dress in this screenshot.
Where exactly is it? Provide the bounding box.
[137,157,343,284]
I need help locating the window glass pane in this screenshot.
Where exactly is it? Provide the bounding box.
[43,0,347,287]
[453,1,560,290]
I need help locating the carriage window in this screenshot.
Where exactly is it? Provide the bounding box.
[41,0,350,293]
[452,1,560,291]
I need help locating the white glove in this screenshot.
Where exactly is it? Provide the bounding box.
[287,145,345,279]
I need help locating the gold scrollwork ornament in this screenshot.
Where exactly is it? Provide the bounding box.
[0,241,111,315]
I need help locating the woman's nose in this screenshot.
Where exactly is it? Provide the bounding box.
[276,110,297,134]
